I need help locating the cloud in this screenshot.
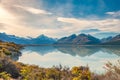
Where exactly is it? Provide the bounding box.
[57,17,120,33]
[0,0,119,38]
[0,0,62,37]
[80,28,119,39]
[57,17,82,23]
[93,32,119,39]
[81,29,100,33]
[57,17,120,39]
[106,12,115,15]
[0,5,15,19]
[106,11,120,18]
[0,23,6,30]
[57,17,91,32]
[15,5,52,15]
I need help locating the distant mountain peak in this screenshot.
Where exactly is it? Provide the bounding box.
[68,34,77,39]
[78,33,87,36]
[37,34,47,38]
[69,34,76,37]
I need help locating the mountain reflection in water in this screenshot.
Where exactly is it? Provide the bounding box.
[21,45,120,57]
[18,45,120,73]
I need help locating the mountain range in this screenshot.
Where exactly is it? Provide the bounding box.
[101,34,120,45]
[0,33,56,44]
[56,34,101,45]
[0,32,120,45]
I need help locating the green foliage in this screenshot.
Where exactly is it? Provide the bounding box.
[72,66,91,80]
[2,48,11,55]
[20,65,45,80]
[0,72,11,80]
[19,64,91,80]
[45,68,60,79]
[0,63,2,68]
[20,66,30,80]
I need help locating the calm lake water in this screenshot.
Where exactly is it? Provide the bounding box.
[18,45,120,74]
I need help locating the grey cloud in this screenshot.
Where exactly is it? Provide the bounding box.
[93,32,119,39]
[81,29,101,33]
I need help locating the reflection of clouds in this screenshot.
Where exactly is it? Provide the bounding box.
[18,47,120,74]
[18,51,83,68]
[89,51,118,59]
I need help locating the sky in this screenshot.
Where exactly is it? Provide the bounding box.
[0,0,120,39]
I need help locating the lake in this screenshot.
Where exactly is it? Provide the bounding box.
[18,45,120,74]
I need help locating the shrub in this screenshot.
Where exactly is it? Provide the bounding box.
[2,48,11,55]
[104,60,120,80]
[72,66,91,80]
[0,72,11,80]
[91,60,120,80]
[0,64,2,68]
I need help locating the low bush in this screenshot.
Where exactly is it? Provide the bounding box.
[0,72,11,80]
[2,48,11,55]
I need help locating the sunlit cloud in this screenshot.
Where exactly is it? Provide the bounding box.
[0,23,6,30]
[0,5,15,20]
[57,17,120,33]
[15,5,52,15]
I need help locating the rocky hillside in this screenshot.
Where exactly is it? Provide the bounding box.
[102,34,120,45]
[56,34,101,45]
